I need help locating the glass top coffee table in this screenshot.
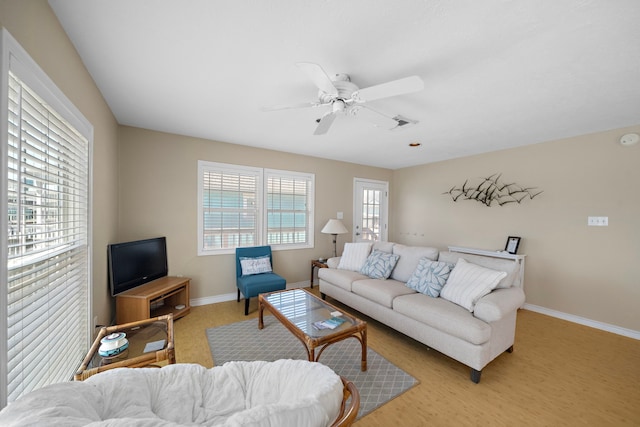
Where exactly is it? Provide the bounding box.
[258,288,367,371]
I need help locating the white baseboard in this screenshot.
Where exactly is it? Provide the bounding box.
[523,303,640,340]
[190,280,311,307]
[191,292,236,307]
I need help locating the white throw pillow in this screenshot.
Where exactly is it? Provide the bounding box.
[337,242,372,272]
[440,258,507,312]
[240,255,272,276]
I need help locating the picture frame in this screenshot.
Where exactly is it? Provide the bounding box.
[505,236,521,254]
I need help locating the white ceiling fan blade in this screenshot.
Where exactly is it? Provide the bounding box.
[353,75,424,102]
[261,101,324,112]
[314,112,337,135]
[296,62,339,96]
[351,106,399,129]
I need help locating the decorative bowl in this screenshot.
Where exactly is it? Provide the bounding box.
[98,332,129,357]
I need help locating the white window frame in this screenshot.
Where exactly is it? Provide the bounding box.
[197,161,314,255]
[1,29,93,407]
[197,161,263,255]
[264,168,315,250]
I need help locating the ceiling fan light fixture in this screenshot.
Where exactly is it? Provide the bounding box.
[332,100,346,113]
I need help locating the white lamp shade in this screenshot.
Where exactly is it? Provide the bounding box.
[321,219,348,235]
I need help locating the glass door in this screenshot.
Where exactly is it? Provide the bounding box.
[353,179,388,243]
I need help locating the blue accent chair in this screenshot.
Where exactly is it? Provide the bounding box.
[235,246,286,315]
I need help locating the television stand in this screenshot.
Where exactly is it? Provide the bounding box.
[116,276,190,324]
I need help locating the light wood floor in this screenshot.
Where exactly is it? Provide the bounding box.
[172,288,640,426]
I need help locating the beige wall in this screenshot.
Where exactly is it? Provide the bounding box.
[0,1,120,326]
[2,1,637,333]
[391,125,640,331]
[117,126,392,300]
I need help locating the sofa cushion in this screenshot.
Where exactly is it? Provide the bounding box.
[337,242,372,271]
[390,244,439,282]
[318,268,368,292]
[372,241,395,253]
[352,279,416,308]
[393,293,492,345]
[405,258,453,297]
[440,259,507,312]
[360,250,400,279]
[438,251,520,288]
[0,361,344,427]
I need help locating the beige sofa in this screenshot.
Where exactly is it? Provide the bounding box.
[318,242,525,383]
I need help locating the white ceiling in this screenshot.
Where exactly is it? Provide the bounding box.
[48,0,640,169]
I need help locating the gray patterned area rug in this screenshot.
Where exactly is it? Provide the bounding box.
[206,317,418,419]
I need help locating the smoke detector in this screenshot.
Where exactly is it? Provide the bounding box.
[620,133,639,146]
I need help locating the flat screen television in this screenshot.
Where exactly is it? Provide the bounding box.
[108,237,168,296]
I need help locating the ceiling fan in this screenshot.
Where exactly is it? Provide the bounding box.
[263,62,424,135]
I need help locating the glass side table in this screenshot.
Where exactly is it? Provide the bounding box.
[74,313,175,381]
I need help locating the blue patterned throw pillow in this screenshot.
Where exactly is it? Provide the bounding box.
[360,250,400,279]
[405,258,453,297]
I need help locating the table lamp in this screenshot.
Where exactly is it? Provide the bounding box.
[321,219,349,257]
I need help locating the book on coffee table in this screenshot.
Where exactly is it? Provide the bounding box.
[312,316,346,330]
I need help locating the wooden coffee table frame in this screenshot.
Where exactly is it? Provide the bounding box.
[258,288,367,371]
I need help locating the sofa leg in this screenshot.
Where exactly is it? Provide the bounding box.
[237,289,241,302]
[506,345,514,353]
[470,369,482,384]
[244,298,250,316]
[320,293,326,300]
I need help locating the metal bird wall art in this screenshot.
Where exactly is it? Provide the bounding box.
[443,173,543,207]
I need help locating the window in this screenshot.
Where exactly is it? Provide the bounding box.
[198,161,314,255]
[1,30,93,407]
[265,170,313,246]
[198,163,261,251]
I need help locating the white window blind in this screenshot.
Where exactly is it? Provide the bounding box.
[4,69,90,404]
[266,171,313,246]
[199,163,261,252]
[197,162,314,255]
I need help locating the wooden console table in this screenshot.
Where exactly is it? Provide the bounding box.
[116,276,190,324]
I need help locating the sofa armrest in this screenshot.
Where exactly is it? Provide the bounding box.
[327,257,341,269]
[473,287,525,323]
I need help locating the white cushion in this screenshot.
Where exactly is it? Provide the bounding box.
[438,251,520,288]
[240,255,272,276]
[390,244,439,282]
[440,258,507,312]
[372,241,395,253]
[337,242,372,271]
[0,361,343,427]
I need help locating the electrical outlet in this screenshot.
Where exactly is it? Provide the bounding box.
[587,216,608,226]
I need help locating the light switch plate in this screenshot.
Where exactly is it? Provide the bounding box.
[588,216,608,226]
